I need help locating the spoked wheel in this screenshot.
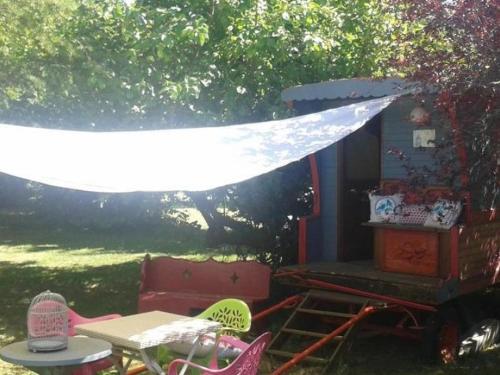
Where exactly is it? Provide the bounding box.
[422,305,462,364]
[436,318,460,364]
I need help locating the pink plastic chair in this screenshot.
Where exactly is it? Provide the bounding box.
[167,332,271,375]
[68,308,122,375]
[217,334,250,354]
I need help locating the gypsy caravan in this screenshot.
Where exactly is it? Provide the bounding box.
[265,79,499,374]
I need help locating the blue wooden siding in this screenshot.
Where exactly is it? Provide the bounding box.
[303,98,366,262]
[305,216,323,262]
[382,97,449,183]
[317,144,339,261]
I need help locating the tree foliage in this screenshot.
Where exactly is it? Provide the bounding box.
[1,0,405,127]
[0,0,408,266]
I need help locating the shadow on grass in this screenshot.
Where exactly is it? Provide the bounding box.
[0,215,209,255]
[0,211,234,350]
[0,260,141,345]
[260,333,500,375]
[343,334,500,375]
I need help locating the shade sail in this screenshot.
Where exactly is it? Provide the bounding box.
[0,95,396,192]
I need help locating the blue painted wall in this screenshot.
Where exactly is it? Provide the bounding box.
[305,216,323,262]
[295,98,350,262]
[301,98,368,262]
[382,97,449,183]
[317,144,339,261]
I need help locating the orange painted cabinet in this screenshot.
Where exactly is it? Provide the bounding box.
[373,225,451,278]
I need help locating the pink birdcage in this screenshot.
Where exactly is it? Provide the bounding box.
[27,291,68,352]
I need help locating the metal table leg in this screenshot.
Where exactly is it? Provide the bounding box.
[110,352,133,375]
[140,348,165,375]
[178,336,201,375]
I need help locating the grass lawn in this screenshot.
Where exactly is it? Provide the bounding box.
[1,210,500,374]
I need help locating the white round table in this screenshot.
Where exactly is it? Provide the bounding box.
[0,336,112,375]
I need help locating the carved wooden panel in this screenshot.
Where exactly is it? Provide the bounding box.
[379,229,439,277]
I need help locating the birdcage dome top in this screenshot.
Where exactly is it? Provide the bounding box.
[29,291,67,311]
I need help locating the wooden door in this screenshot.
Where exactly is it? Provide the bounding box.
[339,116,381,261]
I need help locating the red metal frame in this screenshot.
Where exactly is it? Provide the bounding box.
[271,306,378,375]
[244,269,443,374]
[254,280,437,374]
[357,322,422,341]
[298,218,308,265]
[322,310,424,341]
[252,295,303,322]
[258,284,433,374]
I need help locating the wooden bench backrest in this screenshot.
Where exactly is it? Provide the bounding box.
[140,255,271,299]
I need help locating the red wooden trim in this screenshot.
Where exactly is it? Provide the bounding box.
[298,218,308,265]
[297,154,322,264]
[450,226,460,279]
[308,154,321,216]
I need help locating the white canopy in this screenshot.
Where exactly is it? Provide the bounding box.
[0,95,396,192]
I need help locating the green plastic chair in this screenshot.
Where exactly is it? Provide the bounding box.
[166,299,251,358]
[196,298,252,336]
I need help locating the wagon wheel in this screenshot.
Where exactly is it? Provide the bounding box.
[422,305,462,364]
[436,317,460,364]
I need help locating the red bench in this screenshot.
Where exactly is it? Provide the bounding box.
[138,254,272,315]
